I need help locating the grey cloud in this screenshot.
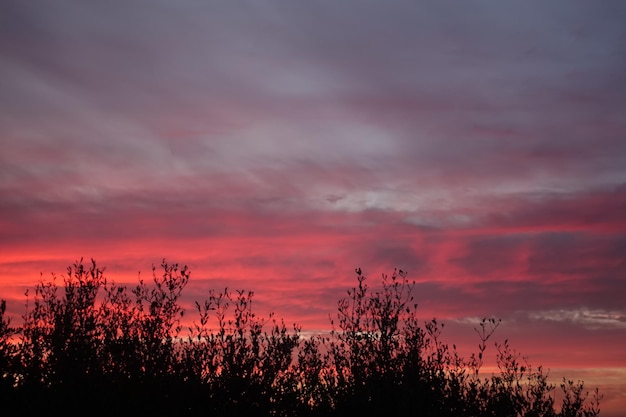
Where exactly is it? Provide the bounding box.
[2,0,625,205]
[450,235,526,277]
[528,308,626,330]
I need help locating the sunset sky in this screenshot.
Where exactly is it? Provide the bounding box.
[1,1,625,414]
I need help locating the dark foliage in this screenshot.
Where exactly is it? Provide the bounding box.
[0,259,602,416]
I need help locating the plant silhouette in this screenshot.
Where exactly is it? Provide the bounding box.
[0,259,602,416]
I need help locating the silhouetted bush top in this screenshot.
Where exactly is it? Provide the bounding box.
[0,259,602,416]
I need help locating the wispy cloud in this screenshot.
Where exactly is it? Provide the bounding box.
[528,308,626,330]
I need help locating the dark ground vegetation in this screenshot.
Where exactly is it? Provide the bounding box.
[0,259,602,416]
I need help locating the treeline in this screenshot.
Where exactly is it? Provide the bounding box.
[0,259,601,416]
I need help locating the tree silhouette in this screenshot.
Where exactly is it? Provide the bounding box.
[0,259,603,416]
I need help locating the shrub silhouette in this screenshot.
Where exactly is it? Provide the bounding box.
[0,259,602,416]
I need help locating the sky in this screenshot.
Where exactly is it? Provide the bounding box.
[1,0,625,414]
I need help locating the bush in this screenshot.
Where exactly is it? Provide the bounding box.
[0,259,602,416]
